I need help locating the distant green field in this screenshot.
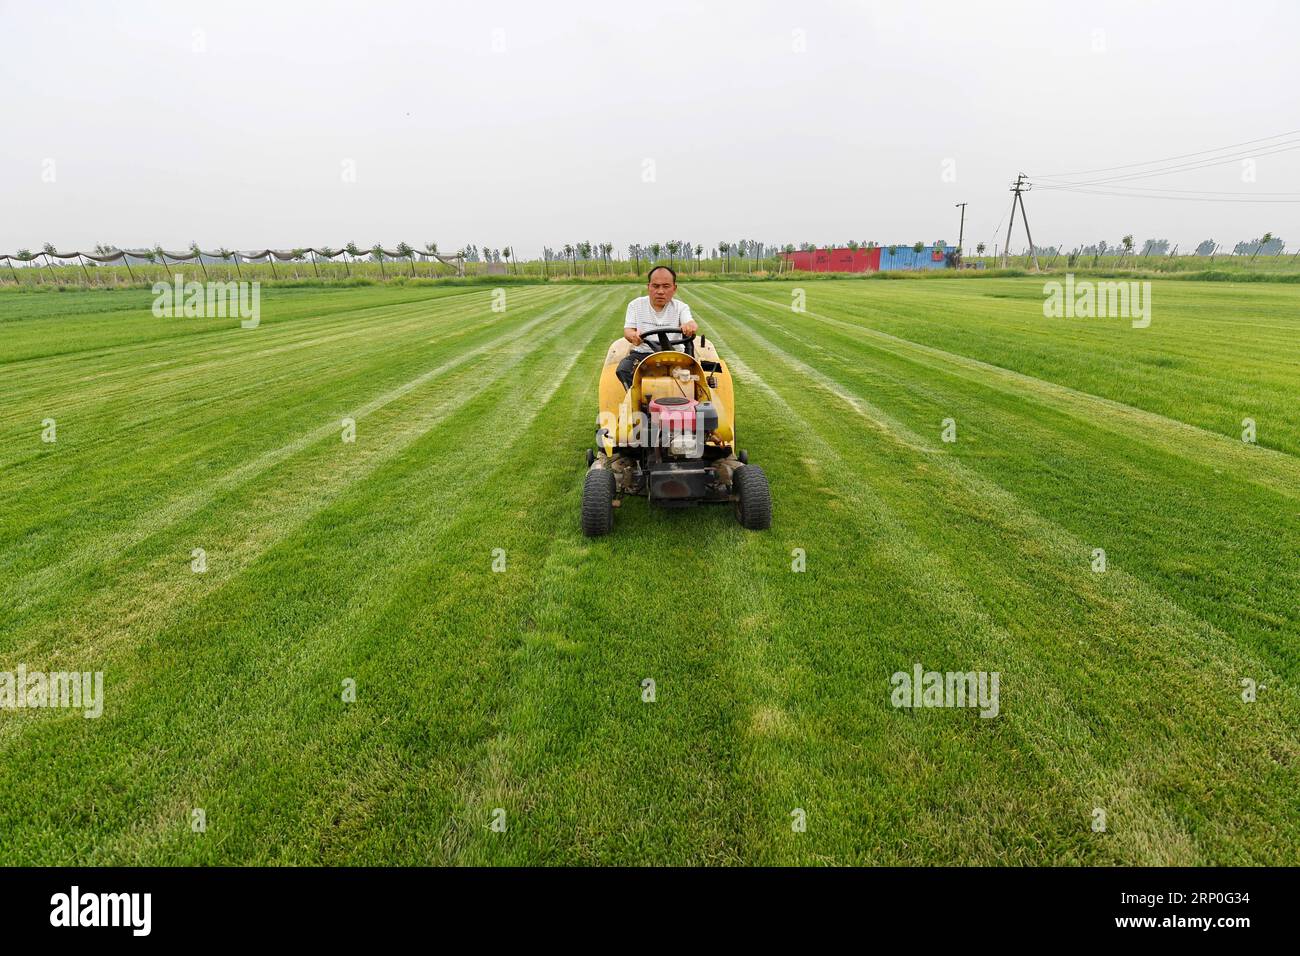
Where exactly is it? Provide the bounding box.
[2,278,1297,864]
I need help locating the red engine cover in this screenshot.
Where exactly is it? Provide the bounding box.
[648,396,697,432]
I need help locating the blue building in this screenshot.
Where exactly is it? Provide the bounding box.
[878,244,951,271]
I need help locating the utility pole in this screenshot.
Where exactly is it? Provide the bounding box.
[955,202,967,258]
[1001,180,1018,268]
[1002,173,1041,271]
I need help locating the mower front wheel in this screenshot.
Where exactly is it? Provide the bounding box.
[581,468,616,537]
[733,464,772,530]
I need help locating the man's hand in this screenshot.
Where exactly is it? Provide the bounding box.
[624,328,642,346]
[681,320,698,338]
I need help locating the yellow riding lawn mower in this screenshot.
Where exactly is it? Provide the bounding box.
[581,326,772,536]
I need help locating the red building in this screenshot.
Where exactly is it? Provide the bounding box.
[781,246,882,272]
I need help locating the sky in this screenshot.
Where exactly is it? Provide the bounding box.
[2,0,1298,256]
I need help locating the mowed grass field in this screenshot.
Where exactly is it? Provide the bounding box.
[2,277,1298,865]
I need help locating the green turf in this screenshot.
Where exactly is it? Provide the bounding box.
[1,278,1297,865]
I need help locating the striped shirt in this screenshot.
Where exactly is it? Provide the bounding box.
[624,296,694,353]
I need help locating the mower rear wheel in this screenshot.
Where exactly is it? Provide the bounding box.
[733,464,772,530]
[581,468,616,536]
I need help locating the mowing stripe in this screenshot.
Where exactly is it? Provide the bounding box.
[74,289,624,863]
[0,287,557,424]
[0,288,591,634]
[0,285,499,371]
[696,283,1300,666]
[718,285,1300,496]
[696,283,1293,691]
[692,286,1300,863]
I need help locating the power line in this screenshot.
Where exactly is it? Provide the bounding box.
[1032,140,1300,187]
[1029,128,1300,178]
[1032,185,1300,203]
[1035,182,1300,196]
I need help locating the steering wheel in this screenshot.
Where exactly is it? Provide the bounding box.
[639,326,695,357]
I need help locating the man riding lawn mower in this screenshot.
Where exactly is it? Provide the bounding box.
[581,266,772,536]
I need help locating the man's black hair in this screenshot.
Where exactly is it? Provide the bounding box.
[647,264,677,284]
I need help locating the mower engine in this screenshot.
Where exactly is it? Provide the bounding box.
[649,396,697,457]
[648,396,720,459]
